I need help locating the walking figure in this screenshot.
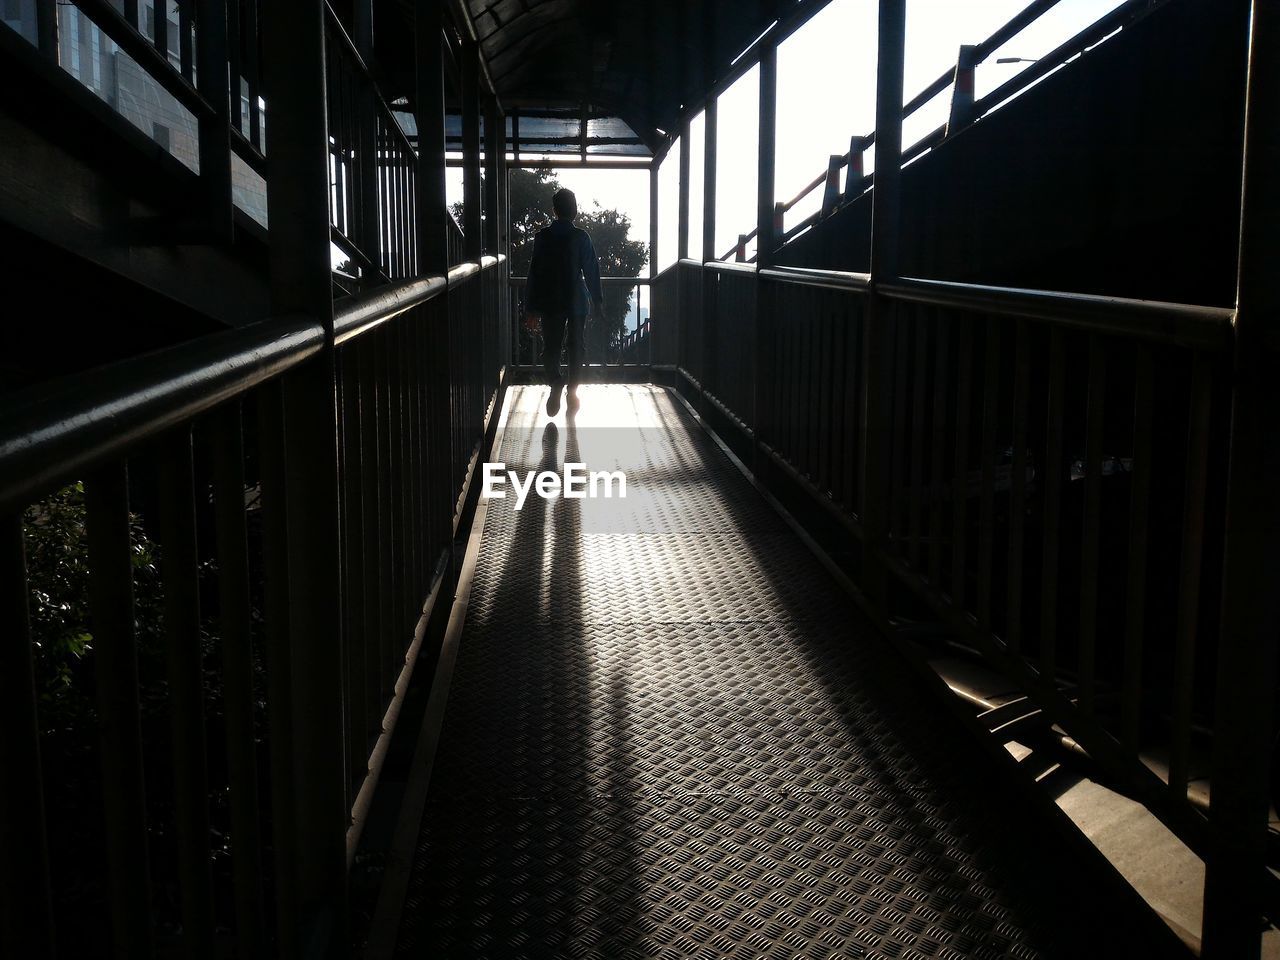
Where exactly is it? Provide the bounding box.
[524,188,603,416]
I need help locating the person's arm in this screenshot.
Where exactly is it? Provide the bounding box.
[581,231,603,316]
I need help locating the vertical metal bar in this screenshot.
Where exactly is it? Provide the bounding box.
[155,0,169,61]
[196,0,233,241]
[337,350,367,803]
[35,0,58,59]
[484,97,502,255]
[1169,354,1213,797]
[157,429,215,959]
[756,43,777,268]
[0,513,55,958]
[357,339,383,749]
[245,0,261,147]
[1120,344,1153,754]
[262,0,347,949]
[889,306,909,554]
[1006,319,1030,653]
[1203,7,1280,952]
[946,44,977,135]
[650,164,659,278]
[977,320,1001,631]
[124,0,139,29]
[210,402,265,957]
[950,317,973,610]
[255,381,297,958]
[461,41,482,260]
[178,0,193,80]
[908,312,929,570]
[928,310,950,587]
[847,135,867,196]
[678,114,691,261]
[821,154,843,218]
[86,463,153,959]
[1078,334,1106,714]
[703,97,718,263]
[1040,328,1066,678]
[226,0,242,133]
[860,0,905,611]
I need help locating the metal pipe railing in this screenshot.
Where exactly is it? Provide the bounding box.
[660,250,1266,948]
[722,0,1161,261]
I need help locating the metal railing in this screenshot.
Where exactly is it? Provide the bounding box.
[722,0,1162,260]
[0,253,508,958]
[659,253,1273,947]
[5,0,470,265]
[507,275,652,370]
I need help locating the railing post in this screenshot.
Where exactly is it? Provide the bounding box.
[461,41,482,261]
[861,0,906,615]
[736,234,747,262]
[757,43,777,267]
[1202,2,1280,955]
[846,134,868,199]
[35,0,57,59]
[354,0,383,278]
[649,163,659,279]
[484,95,502,256]
[678,114,691,261]
[946,43,978,136]
[261,0,347,953]
[821,154,843,217]
[416,0,454,579]
[0,515,55,958]
[703,97,718,263]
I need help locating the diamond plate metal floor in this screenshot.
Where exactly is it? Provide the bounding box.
[392,384,1179,959]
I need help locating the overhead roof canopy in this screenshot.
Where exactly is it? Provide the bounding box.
[457,0,814,155]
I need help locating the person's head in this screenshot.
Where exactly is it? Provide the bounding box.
[552,188,578,221]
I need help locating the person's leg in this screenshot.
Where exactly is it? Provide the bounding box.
[542,312,567,385]
[565,313,585,411]
[543,312,568,415]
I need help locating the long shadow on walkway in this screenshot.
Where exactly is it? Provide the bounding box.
[393,385,1184,959]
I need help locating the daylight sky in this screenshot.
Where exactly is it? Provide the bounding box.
[451,0,1127,276]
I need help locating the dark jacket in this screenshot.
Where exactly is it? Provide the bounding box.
[525,219,603,317]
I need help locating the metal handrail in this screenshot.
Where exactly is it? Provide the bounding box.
[690,259,1233,347]
[0,316,320,513]
[760,265,871,292]
[880,277,1235,350]
[722,0,1160,260]
[508,276,651,284]
[0,256,507,513]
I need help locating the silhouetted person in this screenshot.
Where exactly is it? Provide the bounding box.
[525,188,603,416]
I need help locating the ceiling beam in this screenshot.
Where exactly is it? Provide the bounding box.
[446,0,503,110]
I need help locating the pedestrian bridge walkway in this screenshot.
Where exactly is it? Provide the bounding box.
[381,385,1175,959]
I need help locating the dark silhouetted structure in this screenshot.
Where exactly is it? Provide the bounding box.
[0,1,1276,958]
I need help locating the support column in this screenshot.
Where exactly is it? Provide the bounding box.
[756,44,777,266]
[416,2,449,274]
[677,116,691,261]
[196,0,233,242]
[416,0,454,576]
[261,0,346,954]
[860,0,906,613]
[1202,3,1280,956]
[461,41,483,261]
[483,95,502,255]
[650,164,659,277]
[703,97,717,262]
[355,0,382,276]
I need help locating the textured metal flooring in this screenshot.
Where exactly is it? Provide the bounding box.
[393,385,1175,959]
